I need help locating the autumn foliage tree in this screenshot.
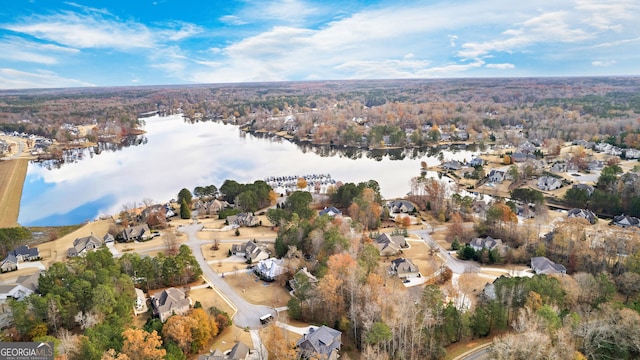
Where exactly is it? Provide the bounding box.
[121,328,166,360]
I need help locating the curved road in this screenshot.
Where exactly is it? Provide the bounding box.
[411,229,479,274]
[177,224,276,329]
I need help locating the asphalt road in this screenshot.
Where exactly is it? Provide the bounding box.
[177,224,276,329]
[411,229,480,274]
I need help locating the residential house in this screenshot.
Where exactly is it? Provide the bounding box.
[537,176,562,191]
[0,270,42,301]
[121,224,152,242]
[550,162,567,173]
[226,342,251,360]
[531,257,566,275]
[151,287,191,322]
[454,129,469,141]
[375,233,407,257]
[612,215,640,228]
[134,288,148,316]
[0,255,17,273]
[288,267,318,294]
[572,184,595,197]
[390,258,420,279]
[8,245,39,262]
[469,157,484,167]
[469,236,504,254]
[443,160,463,171]
[387,200,416,214]
[231,241,270,262]
[227,213,260,227]
[625,148,640,159]
[103,233,115,244]
[587,160,604,171]
[67,234,103,257]
[488,169,505,183]
[567,208,597,224]
[254,258,285,282]
[296,326,342,360]
[319,206,342,217]
[512,152,536,163]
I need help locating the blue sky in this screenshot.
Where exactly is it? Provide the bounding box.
[0,0,638,89]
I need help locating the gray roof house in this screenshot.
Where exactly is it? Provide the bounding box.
[0,255,17,273]
[121,224,152,242]
[9,246,38,262]
[319,206,342,217]
[254,258,285,282]
[612,215,640,228]
[469,157,484,167]
[296,326,342,360]
[199,341,251,360]
[537,176,562,191]
[231,241,270,262]
[68,234,103,257]
[488,169,505,183]
[227,213,260,227]
[390,258,420,279]
[531,257,566,275]
[387,200,416,214]
[375,233,407,257]
[567,208,597,224]
[443,160,463,171]
[572,184,595,197]
[0,270,42,301]
[469,236,504,253]
[151,287,191,322]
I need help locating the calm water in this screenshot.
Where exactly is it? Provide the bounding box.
[18,114,479,226]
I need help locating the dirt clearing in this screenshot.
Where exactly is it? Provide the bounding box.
[0,159,28,228]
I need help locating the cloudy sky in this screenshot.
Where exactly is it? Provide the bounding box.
[1,0,638,89]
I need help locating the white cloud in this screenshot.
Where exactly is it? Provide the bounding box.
[0,68,94,89]
[591,59,616,67]
[459,11,592,58]
[486,63,515,69]
[6,12,155,49]
[219,15,248,26]
[449,34,458,47]
[5,10,200,50]
[0,37,79,64]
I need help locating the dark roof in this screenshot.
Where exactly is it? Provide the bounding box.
[228,341,250,360]
[531,257,566,274]
[296,326,341,356]
[319,206,342,216]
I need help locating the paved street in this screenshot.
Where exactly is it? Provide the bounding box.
[411,229,480,274]
[177,224,276,329]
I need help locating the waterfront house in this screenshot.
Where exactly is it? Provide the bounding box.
[67,234,103,257]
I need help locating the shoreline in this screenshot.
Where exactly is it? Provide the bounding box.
[0,158,29,228]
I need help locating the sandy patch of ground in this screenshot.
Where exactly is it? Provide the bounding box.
[223,271,291,308]
[0,159,28,228]
[35,219,114,266]
[190,288,236,318]
[399,239,443,277]
[197,220,277,241]
[207,326,255,354]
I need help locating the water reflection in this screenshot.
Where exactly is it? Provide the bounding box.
[18,114,482,226]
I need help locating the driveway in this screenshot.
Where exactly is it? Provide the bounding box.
[177,224,276,329]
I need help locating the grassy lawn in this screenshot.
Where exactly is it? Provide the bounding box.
[0,159,28,228]
[223,270,291,308]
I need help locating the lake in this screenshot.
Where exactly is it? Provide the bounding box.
[18,114,480,226]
